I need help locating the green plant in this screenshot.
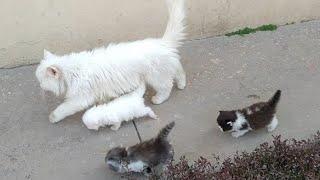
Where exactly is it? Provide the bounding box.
[226,24,277,37]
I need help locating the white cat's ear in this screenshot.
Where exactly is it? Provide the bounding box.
[46,65,60,79]
[43,49,55,59]
[227,122,233,126]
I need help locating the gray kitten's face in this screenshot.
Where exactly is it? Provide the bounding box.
[105,147,128,173]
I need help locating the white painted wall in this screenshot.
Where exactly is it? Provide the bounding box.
[1,0,320,68]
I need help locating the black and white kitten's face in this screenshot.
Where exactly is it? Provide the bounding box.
[217,111,237,132]
[105,147,128,173]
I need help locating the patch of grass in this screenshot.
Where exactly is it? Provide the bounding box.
[153,131,320,179]
[301,19,312,23]
[226,24,277,37]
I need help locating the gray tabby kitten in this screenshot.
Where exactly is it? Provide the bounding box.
[105,122,175,175]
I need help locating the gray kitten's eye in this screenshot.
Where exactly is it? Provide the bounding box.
[108,157,117,161]
[145,167,152,174]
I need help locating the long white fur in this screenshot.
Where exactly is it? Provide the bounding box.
[82,84,157,131]
[35,0,186,123]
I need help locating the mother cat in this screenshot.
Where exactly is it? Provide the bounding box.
[35,0,186,123]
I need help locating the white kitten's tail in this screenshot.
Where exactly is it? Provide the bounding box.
[162,0,186,48]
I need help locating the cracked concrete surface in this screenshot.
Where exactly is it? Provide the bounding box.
[1,21,320,179]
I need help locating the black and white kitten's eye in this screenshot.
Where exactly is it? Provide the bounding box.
[227,121,233,126]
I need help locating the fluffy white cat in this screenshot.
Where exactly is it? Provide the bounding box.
[35,0,186,123]
[82,84,157,131]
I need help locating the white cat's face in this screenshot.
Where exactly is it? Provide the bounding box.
[35,50,66,96]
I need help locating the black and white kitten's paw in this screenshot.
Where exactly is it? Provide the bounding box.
[267,116,278,132]
[231,130,249,138]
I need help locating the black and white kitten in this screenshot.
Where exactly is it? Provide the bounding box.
[105,122,175,175]
[217,90,281,138]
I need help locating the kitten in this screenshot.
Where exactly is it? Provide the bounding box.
[82,84,157,131]
[35,0,186,123]
[105,122,175,175]
[217,90,281,138]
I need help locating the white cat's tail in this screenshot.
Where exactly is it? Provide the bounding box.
[162,0,186,48]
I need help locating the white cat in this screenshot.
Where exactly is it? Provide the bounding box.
[82,84,157,131]
[35,0,186,123]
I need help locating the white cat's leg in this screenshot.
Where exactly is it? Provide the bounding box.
[267,115,278,132]
[231,129,249,138]
[50,97,93,123]
[174,62,186,90]
[149,79,173,105]
[110,122,121,131]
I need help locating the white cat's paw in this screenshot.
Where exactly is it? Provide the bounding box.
[177,81,186,90]
[151,96,164,105]
[49,112,61,123]
[110,124,121,131]
[152,114,159,120]
[86,125,99,131]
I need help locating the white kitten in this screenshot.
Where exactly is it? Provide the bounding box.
[35,0,186,123]
[82,84,157,131]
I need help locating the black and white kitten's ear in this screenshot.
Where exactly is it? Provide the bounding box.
[46,66,61,79]
[43,49,56,59]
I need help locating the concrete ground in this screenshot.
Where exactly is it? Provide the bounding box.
[1,20,320,180]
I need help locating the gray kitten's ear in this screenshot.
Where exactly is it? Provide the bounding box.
[43,49,55,59]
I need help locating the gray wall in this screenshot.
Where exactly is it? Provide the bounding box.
[1,0,320,68]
